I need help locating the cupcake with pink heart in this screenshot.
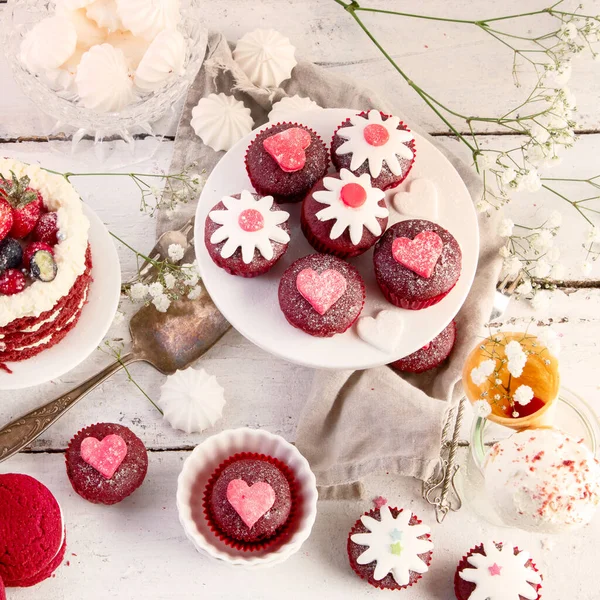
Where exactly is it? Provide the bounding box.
[373,219,462,310]
[278,253,366,337]
[65,423,148,505]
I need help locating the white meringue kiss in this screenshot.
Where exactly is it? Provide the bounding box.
[115,0,181,41]
[20,16,77,73]
[86,0,125,32]
[134,29,186,92]
[106,31,150,69]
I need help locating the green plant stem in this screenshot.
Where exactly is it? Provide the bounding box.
[117,355,164,415]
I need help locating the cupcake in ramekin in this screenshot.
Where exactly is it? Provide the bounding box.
[347,505,433,591]
[331,110,416,190]
[454,541,542,600]
[245,122,329,203]
[204,190,291,278]
[177,428,318,567]
[374,219,462,310]
[301,169,388,258]
[278,253,366,337]
[391,321,457,373]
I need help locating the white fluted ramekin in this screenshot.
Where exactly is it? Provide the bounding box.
[176,427,318,568]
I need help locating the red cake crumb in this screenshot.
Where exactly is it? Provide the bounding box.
[66,423,148,505]
[373,219,461,310]
[391,321,457,373]
[0,474,64,585]
[11,535,66,588]
[245,122,329,203]
[278,253,365,337]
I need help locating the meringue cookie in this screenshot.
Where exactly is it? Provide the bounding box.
[191,93,254,152]
[159,368,225,434]
[55,5,108,50]
[233,29,297,88]
[115,0,181,41]
[76,44,135,112]
[20,16,77,73]
[86,0,125,32]
[43,48,85,93]
[268,95,321,122]
[106,30,150,69]
[134,29,186,92]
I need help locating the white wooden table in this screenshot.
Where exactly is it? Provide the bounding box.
[1,1,600,598]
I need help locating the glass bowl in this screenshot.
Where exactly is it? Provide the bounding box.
[1,0,207,161]
[457,387,600,529]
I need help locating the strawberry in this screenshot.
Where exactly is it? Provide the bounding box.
[0,198,13,242]
[0,269,26,296]
[32,212,59,246]
[23,241,54,269]
[0,172,43,239]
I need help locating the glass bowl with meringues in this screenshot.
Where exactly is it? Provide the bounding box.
[1,0,207,162]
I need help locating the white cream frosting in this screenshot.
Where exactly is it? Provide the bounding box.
[350,506,433,586]
[0,159,89,328]
[268,95,321,122]
[233,29,297,88]
[484,428,600,534]
[20,16,78,73]
[134,29,186,92]
[76,44,135,112]
[115,0,181,41]
[86,0,125,32]
[335,110,415,178]
[459,541,542,600]
[159,367,225,434]
[191,93,254,152]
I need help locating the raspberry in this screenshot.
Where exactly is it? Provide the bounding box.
[23,241,53,269]
[0,198,13,242]
[32,212,59,246]
[0,269,26,296]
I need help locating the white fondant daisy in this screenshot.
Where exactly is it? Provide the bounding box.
[336,110,414,178]
[312,169,388,245]
[350,506,433,586]
[459,541,542,600]
[209,190,290,264]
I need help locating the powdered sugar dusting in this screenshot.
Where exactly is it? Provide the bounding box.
[391,231,444,278]
[296,268,347,315]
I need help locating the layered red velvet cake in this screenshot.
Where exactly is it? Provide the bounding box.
[0,159,91,370]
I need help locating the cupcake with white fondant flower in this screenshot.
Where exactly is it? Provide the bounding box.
[204,190,291,278]
[331,110,416,190]
[301,169,389,258]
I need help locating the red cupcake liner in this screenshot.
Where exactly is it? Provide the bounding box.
[376,270,456,310]
[330,111,417,189]
[300,212,368,259]
[208,251,280,278]
[347,507,433,591]
[454,542,543,600]
[202,452,300,553]
[244,122,328,204]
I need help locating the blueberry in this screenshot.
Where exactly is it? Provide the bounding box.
[30,250,57,283]
[0,238,23,272]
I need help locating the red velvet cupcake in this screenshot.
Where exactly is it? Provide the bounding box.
[348,505,433,591]
[301,168,388,258]
[455,541,543,600]
[374,219,462,310]
[331,110,416,191]
[391,321,457,373]
[66,423,148,505]
[204,190,291,277]
[0,574,5,600]
[278,253,365,337]
[203,453,297,551]
[245,122,329,203]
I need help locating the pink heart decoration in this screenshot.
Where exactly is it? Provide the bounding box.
[80,434,128,479]
[226,479,276,529]
[263,127,312,173]
[391,231,444,279]
[296,268,347,315]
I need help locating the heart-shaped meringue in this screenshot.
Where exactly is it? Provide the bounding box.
[356,310,404,353]
[392,178,439,220]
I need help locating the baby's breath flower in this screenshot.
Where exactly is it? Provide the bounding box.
[188,285,203,300]
[533,258,551,278]
[471,359,495,386]
[516,279,533,296]
[530,290,552,312]
[148,282,164,298]
[546,210,563,228]
[521,169,542,193]
[152,294,171,313]
[164,273,176,289]
[473,400,492,418]
[129,282,148,302]
[513,385,534,406]
[498,218,514,237]
[506,340,527,378]
[502,255,522,277]
[531,229,554,251]
[168,243,185,262]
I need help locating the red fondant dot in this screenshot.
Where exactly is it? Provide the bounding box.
[238,208,264,232]
[363,123,389,146]
[340,183,367,208]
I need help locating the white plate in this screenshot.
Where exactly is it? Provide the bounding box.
[195,108,479,370]
[0,203,121,389]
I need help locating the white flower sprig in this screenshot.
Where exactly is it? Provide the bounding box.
[334,0,600,307]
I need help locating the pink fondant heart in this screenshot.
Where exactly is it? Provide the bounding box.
[80,434,128,479]
[226,479,276,529]
[296,268,347,315]
[391,230,443,278]
[263,127,312,172]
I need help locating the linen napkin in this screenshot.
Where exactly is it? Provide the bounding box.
[161,32,504,496]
